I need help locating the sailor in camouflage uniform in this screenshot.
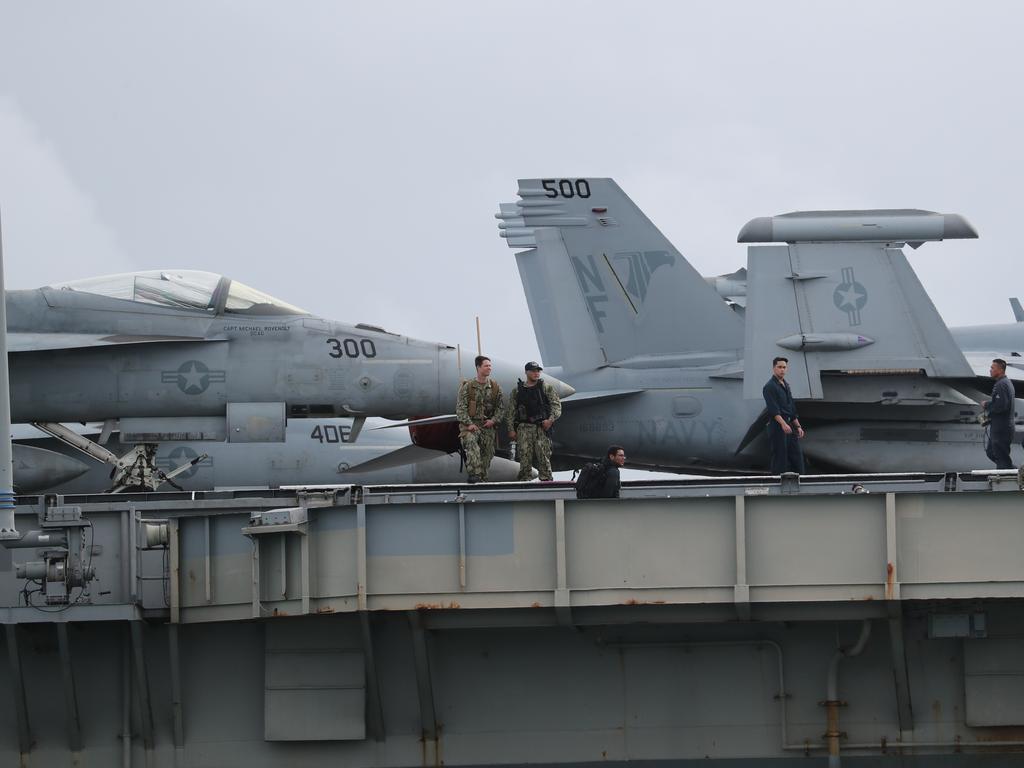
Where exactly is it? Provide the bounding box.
[507,361,562,481]
[456,355,505,483]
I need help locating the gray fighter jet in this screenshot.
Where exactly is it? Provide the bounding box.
[947,298,1024,352]
[6,269,571,489]
[13,418,524,494]
[494,178,1018,473]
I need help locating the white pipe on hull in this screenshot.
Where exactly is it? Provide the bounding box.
[0,210,18,539]
[826,619,872,768]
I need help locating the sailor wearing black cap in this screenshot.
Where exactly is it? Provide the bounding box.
[506,362,562,481]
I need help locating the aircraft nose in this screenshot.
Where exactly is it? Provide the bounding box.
[487,456,526,481]
[486,357,576,397]
[547,377,575,398]
[412,453,465,484]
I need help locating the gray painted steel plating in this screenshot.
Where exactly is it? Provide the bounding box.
[2,476,1024,766]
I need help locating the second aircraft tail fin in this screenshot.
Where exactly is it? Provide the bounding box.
[740,209,977,400]
[1011,297,1024,323]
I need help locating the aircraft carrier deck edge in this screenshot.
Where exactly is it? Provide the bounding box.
[2,473,1024,767]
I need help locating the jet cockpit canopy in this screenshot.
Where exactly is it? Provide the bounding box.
[50,270,309,316]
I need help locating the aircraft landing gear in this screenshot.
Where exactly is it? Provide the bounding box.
[30,422,207,493]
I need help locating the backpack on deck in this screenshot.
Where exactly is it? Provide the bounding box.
[575,462,606,499]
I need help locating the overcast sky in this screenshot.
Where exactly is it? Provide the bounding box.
[1,1,1022,368]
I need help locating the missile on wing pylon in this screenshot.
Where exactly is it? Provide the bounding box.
[776,333,875,352]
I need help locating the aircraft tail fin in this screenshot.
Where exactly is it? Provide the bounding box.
[1011,297,1024,322]
[496,179,744,372]
[740,209,977,400]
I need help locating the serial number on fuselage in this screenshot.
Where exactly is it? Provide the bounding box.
[326,338,377,359]
[578,421,616,433]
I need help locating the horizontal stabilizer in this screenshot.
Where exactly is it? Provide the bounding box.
[8,332,218,353]
[705,267,748,307]
[742,214,974,400]
[735,410,769,456]
[339,444,447,473]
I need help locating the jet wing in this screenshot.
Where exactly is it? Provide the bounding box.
[339,444,448,473]
[7,332,221,353]
[371,414,458,430]
[964,353,1024,382]
[373,389,645,431]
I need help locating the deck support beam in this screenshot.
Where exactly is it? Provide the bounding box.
[5,624,32,761]
[360,612,385,741]
[130,621,154,751]
[168,623,186,764]
[56,623,82,754]
[408,611,438,744]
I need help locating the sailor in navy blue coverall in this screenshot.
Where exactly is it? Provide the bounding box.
[763,357,805,474]
[982,358,1016,470]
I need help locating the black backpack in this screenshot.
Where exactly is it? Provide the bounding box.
[575,462,606,499]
